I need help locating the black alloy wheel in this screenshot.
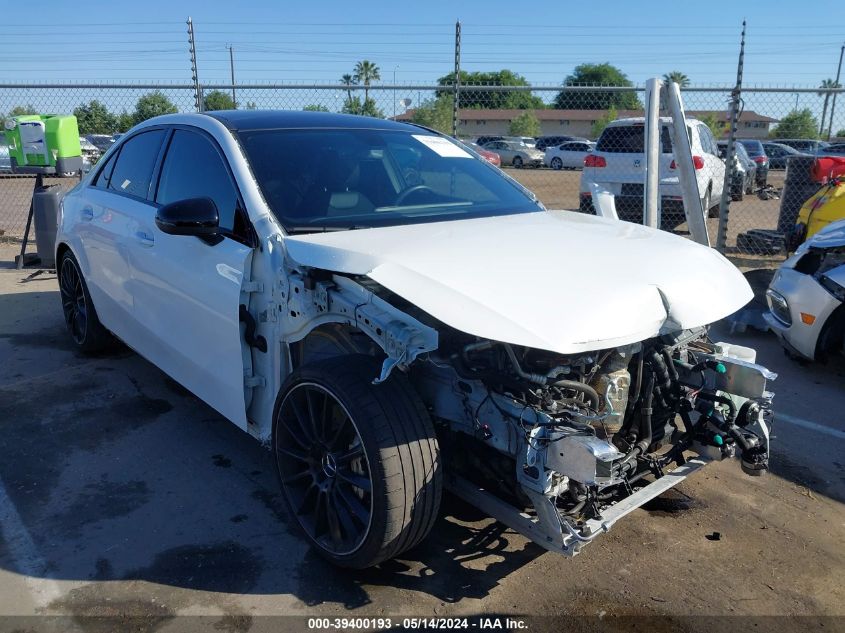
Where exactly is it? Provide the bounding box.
[59,257,87,345]
[276,382,373,556]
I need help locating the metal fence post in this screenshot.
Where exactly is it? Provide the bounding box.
[643,78,662,229]
[826,44,844,140]
[453,20,461,138]
[187,17,201,113]
[716,20,746,252]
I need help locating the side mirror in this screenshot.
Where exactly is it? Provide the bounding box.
[155,197,219,237]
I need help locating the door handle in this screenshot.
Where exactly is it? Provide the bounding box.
[80,206,94,221]
[135,230,154,247]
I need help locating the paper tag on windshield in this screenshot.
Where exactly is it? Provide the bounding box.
[412,135,472,158]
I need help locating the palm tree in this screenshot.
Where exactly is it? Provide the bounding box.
[340,74,355,107]
[662,71,690,88]
[353,60,381,102]
[818,78,841,136]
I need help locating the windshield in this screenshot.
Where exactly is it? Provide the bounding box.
[238,128,541,233]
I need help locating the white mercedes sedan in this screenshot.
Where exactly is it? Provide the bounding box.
[56,111,774,569]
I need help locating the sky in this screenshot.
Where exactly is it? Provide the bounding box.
[2,0,842,86]
[2,0,844,126]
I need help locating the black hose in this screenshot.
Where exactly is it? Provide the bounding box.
[663,349,679,381]
[549,379,600,409]
[695,392,737,421]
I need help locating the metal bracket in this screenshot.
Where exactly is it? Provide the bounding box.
[449,456,711,557]
[242,281,264,293]
[244,374,266,389]
[328,277,438,384]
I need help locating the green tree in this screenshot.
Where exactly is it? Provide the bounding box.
[818,78,841,136]
[73,100,117,134]
[554,63,641,110]
[591,106,618,138]
[245,101,258,110]
[437,69,545,110]
[770,108,819,140]
[340,74,355,107]
[342,96,384,118]
[203,90,235,111]
[509,111,540,137]
[700,113,724,139]
[836,128,845,138]
[132,91,178,125]
[115,111,134,132]
[662,71,690,87]
[411,95,453,134]
[303,104,330,112]
[353,60,380,102]
[7,104,38,117]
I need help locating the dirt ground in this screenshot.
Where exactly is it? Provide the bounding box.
[0,243,843,632]
[504,167,786,251]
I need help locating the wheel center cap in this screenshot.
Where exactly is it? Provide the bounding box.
[321,453,337,479]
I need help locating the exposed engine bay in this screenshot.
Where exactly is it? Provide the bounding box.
[411,327,774,555]
[281,266,776,557]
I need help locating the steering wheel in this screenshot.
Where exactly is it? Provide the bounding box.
[395,184,435,205]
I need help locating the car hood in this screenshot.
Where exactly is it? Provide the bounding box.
[285,211,752,354]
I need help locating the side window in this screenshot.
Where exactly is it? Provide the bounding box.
[107,130,166,199]
[93,150,118,188]
[700,126,717,155]
[156,130,240,234]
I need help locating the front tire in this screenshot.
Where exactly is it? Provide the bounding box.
[550,157,562,170]
[58,250,112,353]
[272,355,442,569]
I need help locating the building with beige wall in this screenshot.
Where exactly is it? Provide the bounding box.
[396,108,778,140]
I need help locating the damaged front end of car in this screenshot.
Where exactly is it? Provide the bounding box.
[278,262,775,558]
[411,326,774,556]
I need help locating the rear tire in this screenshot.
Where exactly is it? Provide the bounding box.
[272,354,442,569]
[513,156,523,168]
[58,250,112,353]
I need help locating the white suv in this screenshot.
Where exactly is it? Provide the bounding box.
[579,117,725,229]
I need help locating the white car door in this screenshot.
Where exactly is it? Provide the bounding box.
[126,127,253,429]
[74,129,168,348]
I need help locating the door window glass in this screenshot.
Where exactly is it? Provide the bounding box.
[156,130,239,232]
[107,130,166,199]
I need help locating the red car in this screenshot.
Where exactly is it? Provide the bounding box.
[467,141,501,167]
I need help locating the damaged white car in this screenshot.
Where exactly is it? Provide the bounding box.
[56,111,774,568]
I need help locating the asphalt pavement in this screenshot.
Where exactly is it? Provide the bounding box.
[0,249,843,633]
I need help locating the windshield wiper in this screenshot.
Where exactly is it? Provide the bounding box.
[285,225,371,235]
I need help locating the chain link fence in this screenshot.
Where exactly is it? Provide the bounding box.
[2,82,844,263]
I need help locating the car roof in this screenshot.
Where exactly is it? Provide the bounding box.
[203,109,416,132]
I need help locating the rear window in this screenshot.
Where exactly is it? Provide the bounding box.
[596,125,673,153]
[738,140,765,156]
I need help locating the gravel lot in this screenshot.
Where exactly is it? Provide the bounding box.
[0,244,843,632]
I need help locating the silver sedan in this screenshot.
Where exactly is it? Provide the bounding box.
[765,219,845,361]
[482,140,543,168]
